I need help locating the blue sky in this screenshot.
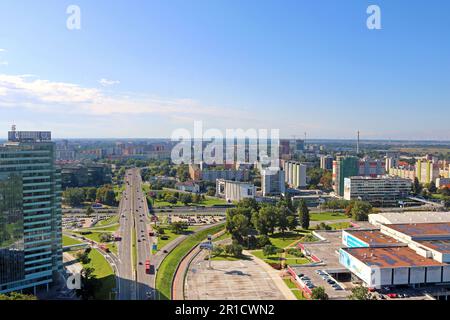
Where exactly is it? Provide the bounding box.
[0,0,449,139]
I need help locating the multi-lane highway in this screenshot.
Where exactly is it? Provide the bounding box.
[116,168,154,300]
[115,168,221,300]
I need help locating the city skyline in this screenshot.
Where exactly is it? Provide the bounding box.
[1,0,450,140]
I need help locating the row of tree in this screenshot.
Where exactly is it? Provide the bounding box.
[62,185,117,207]
[149,191,206,206]
[225,197,311,248]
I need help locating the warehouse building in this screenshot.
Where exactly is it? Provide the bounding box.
[339,221,450,289]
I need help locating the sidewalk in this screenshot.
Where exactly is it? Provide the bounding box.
[243,250,296,300]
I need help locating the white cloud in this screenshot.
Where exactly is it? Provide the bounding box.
[0,49,5,52]
[0,61,8,66]
[0,74,250,125]
[99,78,120,87]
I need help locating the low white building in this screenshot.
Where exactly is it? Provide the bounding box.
[175,181,200,193]
[216,179,255,202]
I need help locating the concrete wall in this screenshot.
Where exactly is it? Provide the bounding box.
[443,265,450,282]
[409,267,426,284]
[393,267,409,285]
[426,266,442,283]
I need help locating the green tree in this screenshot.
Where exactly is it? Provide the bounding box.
[237,198,259,212]
[206,188,216,196]
[262,244,278,257]
[176,165,190,182]
[311,286,329,300]
[225,242,243,257]
[412,177,422,195]
[212,245,224,257]
[276,206,290,236]
[166,196,178,205]
[96,185,117,206]
[225,210,249,244]
[287,215,298,232]
[428,181,437,193]
[298,200,310,230]
[350,201,372,221]
[348,285,373,300]
[84,187,97,202]
[319,170,333,190]
[170,221,188,234]
[99,233,112,243]
[76,267,102,300]
[85,206,94,218]
[251,205,277,236]
[63,188,85,207]
[180,193,193,206]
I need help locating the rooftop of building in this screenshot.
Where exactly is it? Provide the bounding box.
[342,247,445,268]
[386,222,450,239]
[345,175,410,181]
[345,230,403,246]
[417,239,450,254]
[369,211,450,224]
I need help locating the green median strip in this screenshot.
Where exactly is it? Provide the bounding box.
[155,224,225,300]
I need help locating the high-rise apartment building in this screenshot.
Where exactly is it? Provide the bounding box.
[332,156,360,197]
[0,130,62,294]
[333,156,386,197]
[320,155,333,171]
[283,161,307,188]
[261,168,285,196]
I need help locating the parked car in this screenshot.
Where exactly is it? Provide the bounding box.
[387,293,397,299]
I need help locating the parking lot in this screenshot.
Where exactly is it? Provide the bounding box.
[290,230,353,299]
[185,253,287,300]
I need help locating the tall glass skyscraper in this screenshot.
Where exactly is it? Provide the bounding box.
[0,130,62,294]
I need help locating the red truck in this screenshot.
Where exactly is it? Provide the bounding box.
[99,244,110,253]
[145,260,151,274]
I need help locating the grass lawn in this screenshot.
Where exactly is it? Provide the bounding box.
[88,224,120,233]
[155,224,225,300]
[156,226,197,250]
[283,278,307,300]
[62,235,82,247]
[81,249,116,300]
[310,211,347,221]
[269,231,310,249]
[113,184,126,202]
[97,215,119,226]
[72,231,118,255]
[249,250,310,266]
[250,250,282,263]
[328,222,352,230]
[210,254,244,261]
[213,231,231,243]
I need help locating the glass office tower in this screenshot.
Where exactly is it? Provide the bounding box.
[0,130,62,294]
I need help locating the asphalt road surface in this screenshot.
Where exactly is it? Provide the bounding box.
[116,168,157,300]
[117,169,137,300]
